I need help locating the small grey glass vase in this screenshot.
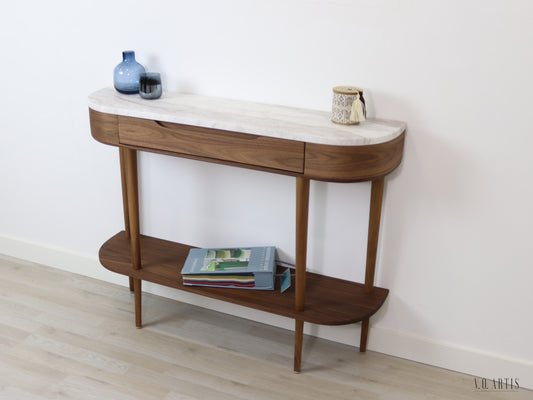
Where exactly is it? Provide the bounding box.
[139,72,162,99]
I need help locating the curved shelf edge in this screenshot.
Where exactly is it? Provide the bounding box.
[99,231,389,326]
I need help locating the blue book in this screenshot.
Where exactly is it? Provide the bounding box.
[181,246,275,290]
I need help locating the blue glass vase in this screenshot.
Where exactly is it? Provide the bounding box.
[113,51,145,94]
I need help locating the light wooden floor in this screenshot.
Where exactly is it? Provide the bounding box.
[0,254,529,400]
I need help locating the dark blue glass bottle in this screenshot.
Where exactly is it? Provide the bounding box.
[113,51,145,94]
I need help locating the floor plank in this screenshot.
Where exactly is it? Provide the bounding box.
[0,254,530,400]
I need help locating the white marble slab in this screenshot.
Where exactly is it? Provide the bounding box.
[88,87,406,146]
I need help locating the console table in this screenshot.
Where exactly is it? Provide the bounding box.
[88,87,406,372]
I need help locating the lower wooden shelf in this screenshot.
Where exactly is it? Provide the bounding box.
[99,231,389,326]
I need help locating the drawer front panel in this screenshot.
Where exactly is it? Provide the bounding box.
[119,116,304,173]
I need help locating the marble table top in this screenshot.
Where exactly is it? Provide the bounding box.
[88,87,406,146]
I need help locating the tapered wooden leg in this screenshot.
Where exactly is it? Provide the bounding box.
[134,278,142,328]
[294,177,310,371]
[124,148,142,327]
[295,177,310,311]
[294,319,304,372]
[124,149,141,270]
[119,148,131,238]
[120,148,136,293]
[360,177,385,351]
[360,317,369,352]
[365,177,384,293]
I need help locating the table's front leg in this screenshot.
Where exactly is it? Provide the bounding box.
[119,148,134,292]
[123,147,142,328]
[294,177,310,372]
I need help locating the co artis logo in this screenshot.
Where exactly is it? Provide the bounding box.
[474,377,519,391]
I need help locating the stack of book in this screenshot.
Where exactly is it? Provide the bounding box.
[181,246,275,290]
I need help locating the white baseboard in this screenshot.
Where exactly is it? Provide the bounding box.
[1,233,531,390]
[369,327,532,391]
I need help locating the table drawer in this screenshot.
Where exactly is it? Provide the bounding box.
[118,116,304,173]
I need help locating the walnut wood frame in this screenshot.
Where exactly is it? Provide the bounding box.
[89,108,405,372]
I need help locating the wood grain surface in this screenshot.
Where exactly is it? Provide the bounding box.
[118,116,305,173]
[98,231,389,326]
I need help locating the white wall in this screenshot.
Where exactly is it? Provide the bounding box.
[1,0,532,389]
